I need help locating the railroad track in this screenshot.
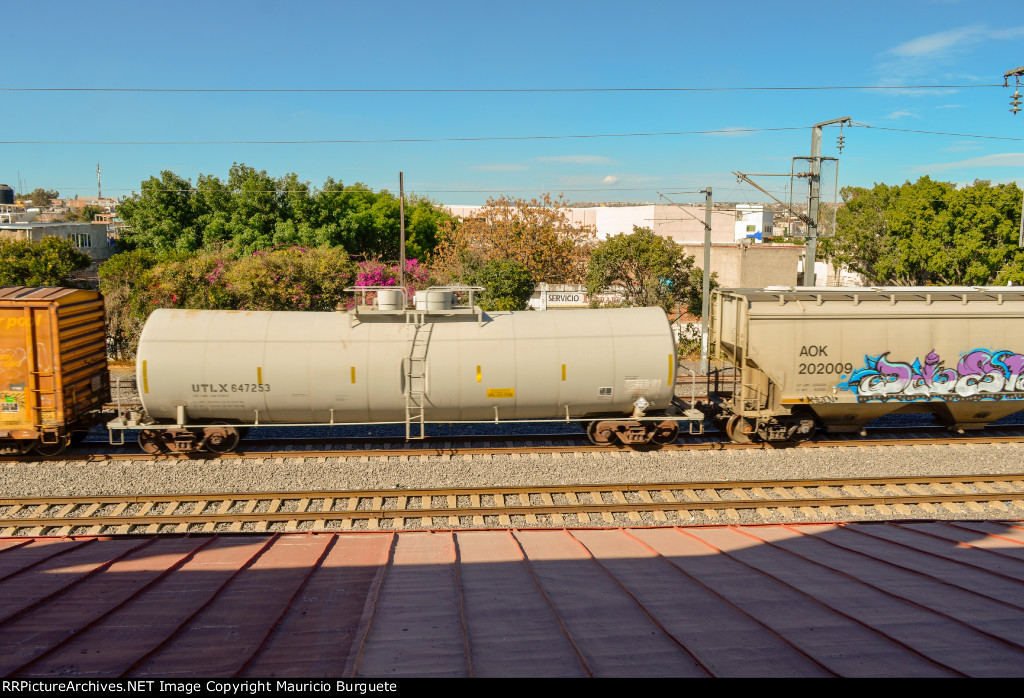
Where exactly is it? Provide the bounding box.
[3,474,1023,536]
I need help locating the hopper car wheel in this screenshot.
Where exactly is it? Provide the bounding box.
[791,421,817,442]
[724,415,755,444]
[33,435,69,457]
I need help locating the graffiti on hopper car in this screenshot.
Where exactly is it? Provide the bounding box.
[839,349,1024,402]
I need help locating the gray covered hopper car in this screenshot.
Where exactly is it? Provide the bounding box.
[709,286,1024,442]
[121,294,696,453]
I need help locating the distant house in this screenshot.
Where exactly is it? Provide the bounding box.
[0,206,116,286]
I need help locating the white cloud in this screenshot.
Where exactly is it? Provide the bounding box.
[889,25,987,58]
[885,110,919,120]
[912,152,1024,172]
[942,140,983,153]
[878,24,1024,87]
[536,155,614,165]
[602,175,619,185]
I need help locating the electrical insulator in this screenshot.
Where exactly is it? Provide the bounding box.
[1011,89,1022,115]
[836,134,846,152]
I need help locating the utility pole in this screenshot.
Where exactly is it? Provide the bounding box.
[657,190,714,373]
[805,117,850,286]
[1005,66,1023,115]
[701,187,712,374]
[96,163,102,199]
[399,172,406,294]
[1005,67,1024,246]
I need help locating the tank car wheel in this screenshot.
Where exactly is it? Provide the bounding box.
[724,415,755,444]
[138,430,167,454]
[585,421,613,445]
[33,435,69,457]
[651,421,680,444]
[203,424,240,453]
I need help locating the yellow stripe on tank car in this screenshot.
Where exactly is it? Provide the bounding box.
[668,354,673,385]
[476,366,481,382]
[257,367,263,384]
[351,366,356,384]
[142,360,148,394]
[561,364,566,381]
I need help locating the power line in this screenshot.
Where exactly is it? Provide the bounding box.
[0,84,1002,93]
[0,126,808,145]
[39,186,716,194]
[850,122,1024,141]
[5,123,1017,147]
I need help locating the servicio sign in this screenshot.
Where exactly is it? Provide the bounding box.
[544,291,588,307]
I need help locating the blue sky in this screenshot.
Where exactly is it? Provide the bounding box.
[2,0,1022,206]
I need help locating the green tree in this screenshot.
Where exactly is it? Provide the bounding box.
[116,170,199,253]
[432,194,595,285]
[0,236,91,287]
[823,177,1024,285]
[98,249,160,358]
[21,188,59,208]
[222,246,356,311]
[67,204,103,222]
[586,226,707,314]
[99,246,358,357]
[473,259,535,311]
[114,165,452,261]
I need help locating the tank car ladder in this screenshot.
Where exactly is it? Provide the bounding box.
[404,322,433,439]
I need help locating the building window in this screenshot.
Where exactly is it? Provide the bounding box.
[69,233,92,248]
[746,225,756,233]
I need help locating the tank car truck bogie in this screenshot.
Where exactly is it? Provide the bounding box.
[135,422,243,455]
[708,286,1024,444]
[584,417,681,446]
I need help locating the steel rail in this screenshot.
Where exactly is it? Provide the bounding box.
[2,475,1023,535]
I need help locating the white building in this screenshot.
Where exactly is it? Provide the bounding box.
[445,204,739,244]
[0,206,116,273]
[733,204,774,242]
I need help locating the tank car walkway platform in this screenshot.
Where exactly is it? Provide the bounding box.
[1,521,1023,678]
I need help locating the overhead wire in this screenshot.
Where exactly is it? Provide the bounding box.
[849,122,1023,141]
[0,84,1003,93]
[0,126,809,145]
[4,123,1017,147]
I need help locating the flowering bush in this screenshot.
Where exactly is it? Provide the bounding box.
[101,246,357,356]
[353,258,432,304]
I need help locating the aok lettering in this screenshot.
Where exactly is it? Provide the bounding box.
[799,345,829,357]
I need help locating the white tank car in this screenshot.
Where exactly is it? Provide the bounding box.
[133,299,681,450]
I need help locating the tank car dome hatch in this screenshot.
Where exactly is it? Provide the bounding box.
[375,289,404,310]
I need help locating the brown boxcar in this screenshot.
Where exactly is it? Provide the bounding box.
[0,286,109,455]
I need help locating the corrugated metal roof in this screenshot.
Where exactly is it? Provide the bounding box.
[0,286,83,303]
[1,521,1023,678]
